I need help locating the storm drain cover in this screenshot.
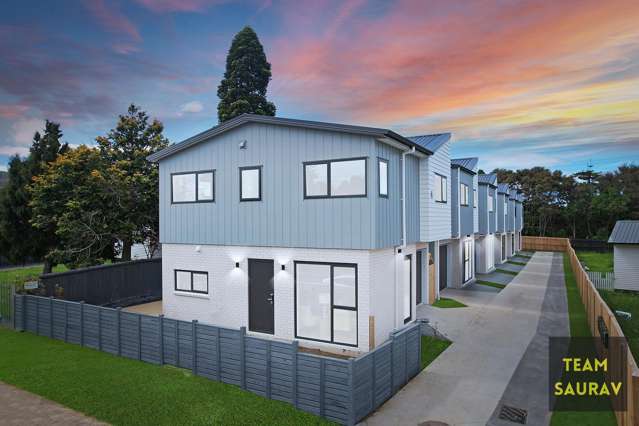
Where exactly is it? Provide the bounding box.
[498,405,527,424]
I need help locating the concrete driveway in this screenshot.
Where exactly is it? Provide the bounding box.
[363,252,568,426]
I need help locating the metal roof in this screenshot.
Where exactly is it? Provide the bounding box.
[478,173,498,187]
[148,114,434,162]
[509,188,518,200]
[451,157,479,174]
[407,133,451,153]
[608,220,639,244]
[497,183,510,194]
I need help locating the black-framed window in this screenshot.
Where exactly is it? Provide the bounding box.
[174,270,208,294]
[403,254,412,324]
[378,158,388,197]
[294,261,357,346]
[460,183,469,206]
[171,170,215,204]
[240,166,262,201]
[463,239,473,282]
[434,173,447,203]
[303,157,367,199]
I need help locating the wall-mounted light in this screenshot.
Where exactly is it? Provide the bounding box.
[281,264,286,271]
[235,262,240,268]
[239,140,247,149]
[397,248,402,254]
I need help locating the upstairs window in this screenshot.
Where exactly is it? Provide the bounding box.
[240,166,262,201]
[378,158,388,197]
[488,194,494,212]
[460,183,469,206]
[304,157,367,198]
[172,171,214,203]
[473,189,478,208]
[434,174,447,203]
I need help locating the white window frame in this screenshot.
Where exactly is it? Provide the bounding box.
[171,170,215,204]
[463,239,473,283]
[378,158,388,198]
[488,193,494,212]
[473,188,478,208]
[460,183,469,206]
[434,173,447,203]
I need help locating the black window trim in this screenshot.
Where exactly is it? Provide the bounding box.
[460,182,469,206]
[239,165,262,202]
[434,172,447,203]
[170,170,215,204]
[378,157,389,198]
[174,269,209,294]
[303,156,368,199]
[404,254,412,324]
[293,260,358,347]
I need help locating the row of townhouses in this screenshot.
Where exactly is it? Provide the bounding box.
[147,114,525,355]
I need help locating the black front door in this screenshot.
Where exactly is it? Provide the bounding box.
[248,259,274,334]
[439,245,447,290]
[416,251,423,304]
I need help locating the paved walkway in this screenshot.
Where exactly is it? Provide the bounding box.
[0,382,105,425]
[363,251,568,426]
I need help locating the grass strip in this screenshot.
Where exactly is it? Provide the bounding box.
[496,268,518,276]
[420,336,451,370]
[508,260,527,266]
[476,280,506,290]
[432,297,467,308]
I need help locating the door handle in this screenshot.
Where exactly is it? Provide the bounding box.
[267,293,274,303]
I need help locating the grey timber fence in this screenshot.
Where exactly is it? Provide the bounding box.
[39,258,161,307]
[13,294,421,425]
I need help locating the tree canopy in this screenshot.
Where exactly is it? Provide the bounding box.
[217,26,276,122]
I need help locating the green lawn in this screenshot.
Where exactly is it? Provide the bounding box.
[0,328,330,425]
[476,280,506,290]
[507,260,527,266]
[576,251,613,273]
[0,264,67,285]
[549,254,616,426]
[432,297,467,308]
[495,268,518,276]
[599,290,639,359]
[420,336,451,370]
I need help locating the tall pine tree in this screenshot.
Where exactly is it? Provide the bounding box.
[217,26,276,123]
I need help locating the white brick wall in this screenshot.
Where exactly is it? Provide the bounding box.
[162,243,372,353]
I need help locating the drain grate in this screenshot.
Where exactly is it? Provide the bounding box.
[498,405,527,424]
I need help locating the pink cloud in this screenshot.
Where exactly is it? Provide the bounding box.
[84,0,141,42]
[134,0,227,13]
[0,103,29,119]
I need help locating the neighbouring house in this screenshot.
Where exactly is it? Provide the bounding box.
[448,157,479,287]
[148,114,453,354]
[496,183,510,264]
[608,220,639,291]
[515,191,524,251]
[476,173,498,274]
[506,188,518,258]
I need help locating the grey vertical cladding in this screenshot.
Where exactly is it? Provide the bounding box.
[14,295,421,426]
[459,170,475,237]
[451,168,459,237]
[478,184,488,235]
[489,187,497,234]
[160,122,385,250]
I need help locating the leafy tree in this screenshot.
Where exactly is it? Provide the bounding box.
[30,146,118,267]
[217,26,276,123]
[0,121,68,272]
[95,104,168,260]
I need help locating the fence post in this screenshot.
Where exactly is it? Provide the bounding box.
[239,326,246,389]
[137,314,142,361]
[64,302,68,342]
[116,307,122,356]
[49,297,53,338]
[192,320,198,375]
[215,326,221,381]
[265,340,272,399]
[21,295,26,332]
[158,315,164,365]
[291,340,298,407]
[35,297,39,334]
[389,333,395,391]
[371,351,376,410]
[319,357,325,418]
[11,286,16,330]
[79,301,84,346]
[349,358,356,426]
[98,307,102,351]
[404,332,409,384]
[176,320,180,367]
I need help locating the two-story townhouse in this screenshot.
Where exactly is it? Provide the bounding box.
[447,158,479,287]
[475,174,498,274]
[515,191,524,251]
[147,114,451,355]
[408,134,452,303]
[495,183,510,264]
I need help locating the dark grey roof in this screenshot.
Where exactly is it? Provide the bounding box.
[608,220,639,244]
[407,133,451,153]
[509,188,518,200]
[451,157,479,174]
[478,173,497,187]
[148,114,434,162]
[497,183,510,194]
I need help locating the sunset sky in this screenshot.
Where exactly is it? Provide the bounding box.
[1,0,638,173]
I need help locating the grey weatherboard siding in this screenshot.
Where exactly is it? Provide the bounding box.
[451,167,475,237]
[496,185,509,233]
[159,122,421,250]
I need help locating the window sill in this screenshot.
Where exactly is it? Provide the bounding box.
[174,291,210,300]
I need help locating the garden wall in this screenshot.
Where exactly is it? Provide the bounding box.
[12,294,421,425]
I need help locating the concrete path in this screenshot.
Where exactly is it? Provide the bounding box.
[0,382,106,425]
[363,252,566,426]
